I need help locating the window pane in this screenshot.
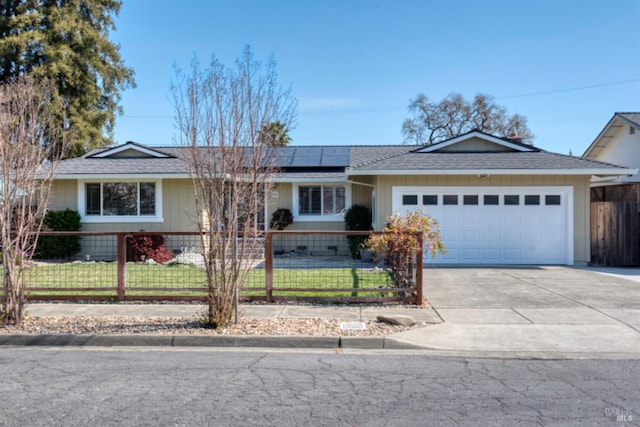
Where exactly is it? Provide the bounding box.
[423,195,437,205]
[299,186,321,214]
[140,183,156,215]
[484,195,499,205]
[86,183,101,215]
[463,195,478,205]
[504,195,519,205]
[525,195,540,205]
[545,195,561,205]
[322,186,346,214]
[402,195,418,205]
[443,195,458,205]
[334,186,345,213]
[103,182,137,215]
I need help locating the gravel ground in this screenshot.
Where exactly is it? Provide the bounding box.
[0,316,427,336]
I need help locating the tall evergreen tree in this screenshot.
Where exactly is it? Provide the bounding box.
[0,0,135,156]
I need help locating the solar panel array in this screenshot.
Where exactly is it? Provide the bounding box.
[275,147,350,168]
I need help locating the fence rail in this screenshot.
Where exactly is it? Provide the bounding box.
[3,230,423,305]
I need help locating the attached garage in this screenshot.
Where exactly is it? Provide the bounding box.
[347,130,635,266]
[393,186,573,265]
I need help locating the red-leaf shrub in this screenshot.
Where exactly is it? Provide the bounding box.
[126,234,174,263]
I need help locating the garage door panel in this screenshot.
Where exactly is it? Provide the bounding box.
[393,186,570,265]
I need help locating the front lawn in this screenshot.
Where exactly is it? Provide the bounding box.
[15,262,393,299]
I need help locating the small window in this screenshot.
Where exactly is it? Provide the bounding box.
[423,195,438,205]
[524,195,540,205]
[545,195,561,205]
[443,195,458,205]
[484,195,499,205]
[504,195,520,205]
[463,195,478,205]
[402,195,418,205]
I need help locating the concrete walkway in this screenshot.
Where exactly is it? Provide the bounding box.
[4,266,640,358]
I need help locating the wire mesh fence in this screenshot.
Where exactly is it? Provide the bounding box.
[4,230,422,304]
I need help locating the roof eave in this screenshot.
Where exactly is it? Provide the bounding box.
[55,173,192,180]
[583,113,639,158]
[346,168,637,176]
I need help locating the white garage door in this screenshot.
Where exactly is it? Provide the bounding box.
[392,186,573,265]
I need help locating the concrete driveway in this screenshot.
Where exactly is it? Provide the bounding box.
[389,266,640,356]
[424,266,640,327]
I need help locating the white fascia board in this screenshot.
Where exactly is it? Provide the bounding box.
[55,173,191,180]
[417,131,535,153]
[271,177,347,183]
[91,143,170,158]
[347,168,637,176]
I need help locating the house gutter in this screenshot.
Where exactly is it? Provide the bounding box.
[347,180,376,188]
[346,168,638,176]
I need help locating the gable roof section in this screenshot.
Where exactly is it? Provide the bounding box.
[88,141,174,158]
[583,112,640,158]
[347,151,634,176]
[415,129,538,153]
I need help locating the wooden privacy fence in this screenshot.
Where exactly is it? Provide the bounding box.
[6,230,423,305]
[590,201,640,266]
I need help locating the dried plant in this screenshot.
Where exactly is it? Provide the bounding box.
[365,211,445,288]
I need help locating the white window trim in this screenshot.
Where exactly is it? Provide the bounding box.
[77,179,164,223]
[292,183,351,222]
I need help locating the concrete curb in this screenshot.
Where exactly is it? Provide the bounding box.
[0,334,420,350]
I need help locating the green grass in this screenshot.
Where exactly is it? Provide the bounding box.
[14,262,393,299]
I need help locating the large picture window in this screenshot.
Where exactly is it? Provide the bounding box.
[298,185,346,216]
[83,181,158,219]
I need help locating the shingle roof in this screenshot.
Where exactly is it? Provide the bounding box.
[618,112,640,127]
[55,139,633,179]
[347,151,630,173]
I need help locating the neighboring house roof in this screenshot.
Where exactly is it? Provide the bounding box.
[54,134,635,180]
[583,112,640,159]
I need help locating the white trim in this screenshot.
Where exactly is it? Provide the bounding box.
[292,182,352,222]
[583,113,640,158]
[57,173,190,180]
[77,179,164,223]
[392,185,574,265]
[91,143,171,158]
[416,131,535,153]
[347,168,636,176]
[272,177,347,183]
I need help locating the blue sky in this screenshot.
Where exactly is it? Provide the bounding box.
[111,0,640,155]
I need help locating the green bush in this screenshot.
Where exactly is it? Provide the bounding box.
[35,209,81,260]
[344,204,371,259]
[269,208,293,230]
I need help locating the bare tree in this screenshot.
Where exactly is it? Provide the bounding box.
[0,76,65,326]
[402,93,535,145]
[171,47,296,328]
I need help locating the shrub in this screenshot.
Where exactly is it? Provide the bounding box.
[344,204,371,258]
[269,208,293,230]
[365,211,445,288]
[35,209,81,259]
[126,234,174,263]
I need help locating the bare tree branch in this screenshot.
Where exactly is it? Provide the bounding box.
[402,92,535,145]
[171,47,296,328]
[0,76,67,325]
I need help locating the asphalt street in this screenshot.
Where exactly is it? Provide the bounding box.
[0,348,637,426]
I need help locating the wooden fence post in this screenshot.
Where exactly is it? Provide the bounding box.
[415,232,424,306]
[265,232,273,303]
[117,233,126,302]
